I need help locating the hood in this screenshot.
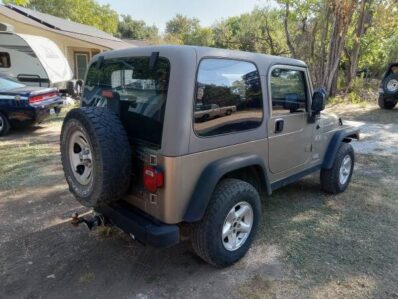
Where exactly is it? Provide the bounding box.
[319,112,341,132]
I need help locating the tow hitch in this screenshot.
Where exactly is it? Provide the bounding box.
[71,212,107,230]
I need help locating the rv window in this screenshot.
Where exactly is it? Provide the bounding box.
[0,52,11,68]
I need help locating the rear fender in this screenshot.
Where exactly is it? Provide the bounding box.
[183,154,270,223]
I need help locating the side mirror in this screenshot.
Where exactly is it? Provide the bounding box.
[311,88,327,114]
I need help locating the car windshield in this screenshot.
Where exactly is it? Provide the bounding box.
[83,56,170,148]
[0,76,26,92]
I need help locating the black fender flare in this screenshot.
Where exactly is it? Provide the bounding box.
[183,153,270,223]
[322,127,360,169]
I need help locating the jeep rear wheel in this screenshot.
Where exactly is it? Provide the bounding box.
[60,107,131,207]
[191,179,262,267]
[320,142,354,194]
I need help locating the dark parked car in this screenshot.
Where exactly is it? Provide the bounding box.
[378,63,398,109]
[0,74,63,136]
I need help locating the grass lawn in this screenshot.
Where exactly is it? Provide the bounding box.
[237,154,398,298]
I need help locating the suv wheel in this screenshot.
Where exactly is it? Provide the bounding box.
[382,73,398,96]
[0,112,10,136]
[320,142,354,194]
[378,95,396,110]
[191,178,262,267]
[60,107,131,207]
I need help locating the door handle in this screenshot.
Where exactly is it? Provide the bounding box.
[274,118,284,133]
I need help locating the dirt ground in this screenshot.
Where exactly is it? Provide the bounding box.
[0,103,397,299]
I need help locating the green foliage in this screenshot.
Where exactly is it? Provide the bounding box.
[2,0,30,5]
[117,14,158,40]
[342,0,398,78]
[165,14,212,45]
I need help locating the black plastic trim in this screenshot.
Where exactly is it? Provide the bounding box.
[183,153,270,222]
[271,164,321,191]
[95,201,180,248]
[323,128,360,169]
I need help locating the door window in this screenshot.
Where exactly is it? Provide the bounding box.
[75,53,89,79]
[270,68,307,116]
[194,58,263,137]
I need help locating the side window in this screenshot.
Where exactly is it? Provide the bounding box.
[270,68,307,115]
[0,52,11,68]
[194,59,263,137]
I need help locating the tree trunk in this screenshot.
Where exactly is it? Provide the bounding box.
[346,0,372,92]
[315,5,331,88]
[322,0,356,94]
[284,2,297,58]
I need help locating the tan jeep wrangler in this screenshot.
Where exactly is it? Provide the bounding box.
[61,46,359,267]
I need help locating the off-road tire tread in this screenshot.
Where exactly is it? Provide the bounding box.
[191,178,261,267]
[0,111,10,136]
[61,107,131,207]
[320,142,354,194]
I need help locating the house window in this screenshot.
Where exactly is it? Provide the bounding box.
[74,52,89,79]
[0,52,11,68]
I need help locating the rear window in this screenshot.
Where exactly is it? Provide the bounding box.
[83,56,170,148]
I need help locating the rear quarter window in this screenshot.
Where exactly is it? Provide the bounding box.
[194,58,263,137]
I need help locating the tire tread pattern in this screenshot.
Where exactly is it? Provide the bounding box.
[191,178,261,267]
[321,142,354,194]
[61,107,131,207]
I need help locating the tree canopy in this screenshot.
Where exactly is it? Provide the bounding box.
[117,14,158,40]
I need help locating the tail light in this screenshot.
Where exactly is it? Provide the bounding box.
[143,165,164,193]
[29,91,59,104]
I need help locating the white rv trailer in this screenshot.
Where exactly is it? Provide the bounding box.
[0,23,74,93]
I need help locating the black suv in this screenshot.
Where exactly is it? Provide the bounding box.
[379,63,398,109]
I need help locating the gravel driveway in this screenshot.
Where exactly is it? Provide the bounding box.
[345,120,398,156]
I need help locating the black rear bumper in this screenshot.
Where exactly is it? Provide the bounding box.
[95,201,180,248]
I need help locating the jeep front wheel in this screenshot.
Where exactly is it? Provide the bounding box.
[60,107,131,207]
[320,142,354,194]
[191,179,262,267]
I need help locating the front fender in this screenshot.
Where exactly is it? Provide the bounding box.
[322,127,360,169]
[183,153,270,223]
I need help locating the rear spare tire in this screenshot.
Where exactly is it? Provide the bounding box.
[382,73,398,96]
[60,107,131,207]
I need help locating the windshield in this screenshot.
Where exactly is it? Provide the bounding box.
[0,76,26,91]
[82,56,170,148]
